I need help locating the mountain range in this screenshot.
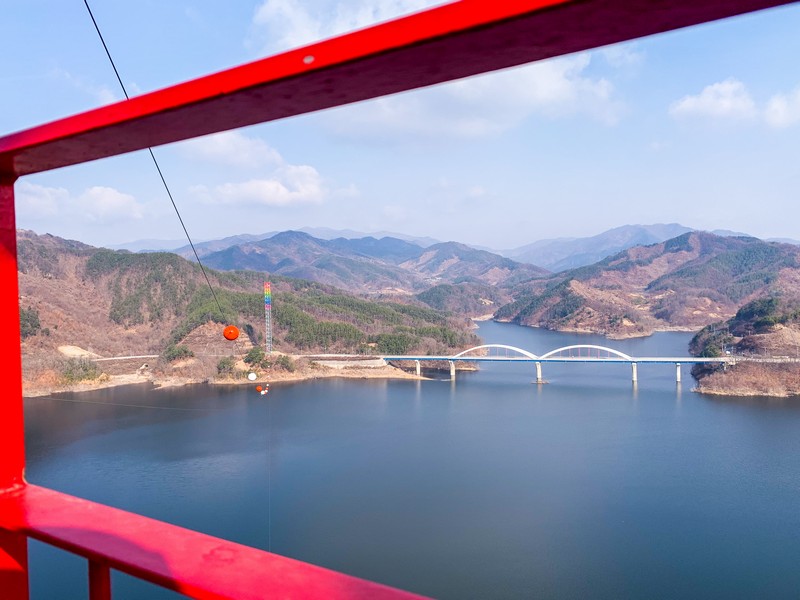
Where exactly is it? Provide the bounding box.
[20,226,800,397]
[23,223,800,351]
[496,232,800,338]
[195,230,548,294]
[17,230,479,392]
[113,227,440,254]
[503,223,694,271]
[115,223,800,274]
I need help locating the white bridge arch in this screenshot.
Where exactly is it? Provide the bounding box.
[449,343,634,362]
[383,342,727,383]
[538,344,633,361]
[450,344,539,360]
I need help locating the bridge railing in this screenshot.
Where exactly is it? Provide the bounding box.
[0,484,423,600]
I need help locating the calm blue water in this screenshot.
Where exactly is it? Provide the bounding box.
[23,322,800,599]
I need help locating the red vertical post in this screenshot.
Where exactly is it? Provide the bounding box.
[0,529,28,600]
[0,175,26,487]
[89,560,112,600]
[0,176,29,599]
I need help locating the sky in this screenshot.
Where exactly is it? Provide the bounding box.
[2,0,800,251]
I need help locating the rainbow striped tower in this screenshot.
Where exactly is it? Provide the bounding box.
[264,281,273,353]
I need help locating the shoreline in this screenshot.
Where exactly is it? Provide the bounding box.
[487,318,699,339]
[22,322,708,398]
[26,355,800,400]
[23,362,434,399]
[693,386,799,398]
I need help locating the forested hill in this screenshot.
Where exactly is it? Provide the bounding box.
[689,297,800,397]
[17,230,479,364]
[495,232,800,338]
[197,230,549,293]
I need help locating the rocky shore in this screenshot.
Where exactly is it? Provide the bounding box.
[693,362,800,398]
[22,359,431,398]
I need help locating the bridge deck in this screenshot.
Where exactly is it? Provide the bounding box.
[381,356,733,364]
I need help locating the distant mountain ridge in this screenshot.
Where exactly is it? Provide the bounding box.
[113,228,441,255]
[496,232,800,338]
[22,228,800,349]
[504,223,694,271]
[197,231,549,294]
[501,224,800,272]
[112,223,800,272]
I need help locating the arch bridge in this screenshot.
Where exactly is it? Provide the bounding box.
[382,343,733,383]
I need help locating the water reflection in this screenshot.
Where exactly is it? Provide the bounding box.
[23,324,800,599]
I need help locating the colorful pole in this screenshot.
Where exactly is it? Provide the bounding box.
[264,281,272,354]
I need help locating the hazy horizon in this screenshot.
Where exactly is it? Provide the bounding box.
[18,221,799,259]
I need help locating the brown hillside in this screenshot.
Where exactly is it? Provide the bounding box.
[497,232,800,338]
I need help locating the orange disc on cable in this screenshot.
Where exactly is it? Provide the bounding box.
[256,385,263,392]
[223,325,239,341]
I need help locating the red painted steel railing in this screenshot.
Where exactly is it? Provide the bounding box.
[1,0,797,597]
[0,485,425,599]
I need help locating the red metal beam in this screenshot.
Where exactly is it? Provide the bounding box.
[0,177,25,492]
[0,529,29,600]
[0,485,427,600]
[0,176,28,599]
[1,0,797,178]
[88,560,112,600]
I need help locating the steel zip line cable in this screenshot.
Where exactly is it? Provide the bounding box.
[82,0,228,324]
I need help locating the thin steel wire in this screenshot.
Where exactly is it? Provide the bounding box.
[82,0,227,323]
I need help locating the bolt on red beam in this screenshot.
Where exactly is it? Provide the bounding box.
[1,0,797,178]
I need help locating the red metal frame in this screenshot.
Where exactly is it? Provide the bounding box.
[1,0,798,597]
[1,0,796,177]
[0,485,425,599]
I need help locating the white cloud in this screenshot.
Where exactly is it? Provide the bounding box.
[76,187,144,222]
[191,165,326,206]
[448,55,619,124]
[669,79,800,128]
[600,44,645,69]
[15,181,67,219]
[16,181,142,224]
[324,54,622,139]
[50,68,118,105]
[181,131,283,168]
[15,182,144,224]
[765,86,800,128]
[251,1,624,140]
[184,130,358,207]
[669,78,757,120]
[251,0,447,53]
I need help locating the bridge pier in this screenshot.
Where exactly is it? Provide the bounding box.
[535,362,543,384]
[631,362,638,383]
[415,360,421,377]
[449,361,456,381]
[676,363,681,383]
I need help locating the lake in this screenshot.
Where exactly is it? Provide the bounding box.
[24,321,800,599]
